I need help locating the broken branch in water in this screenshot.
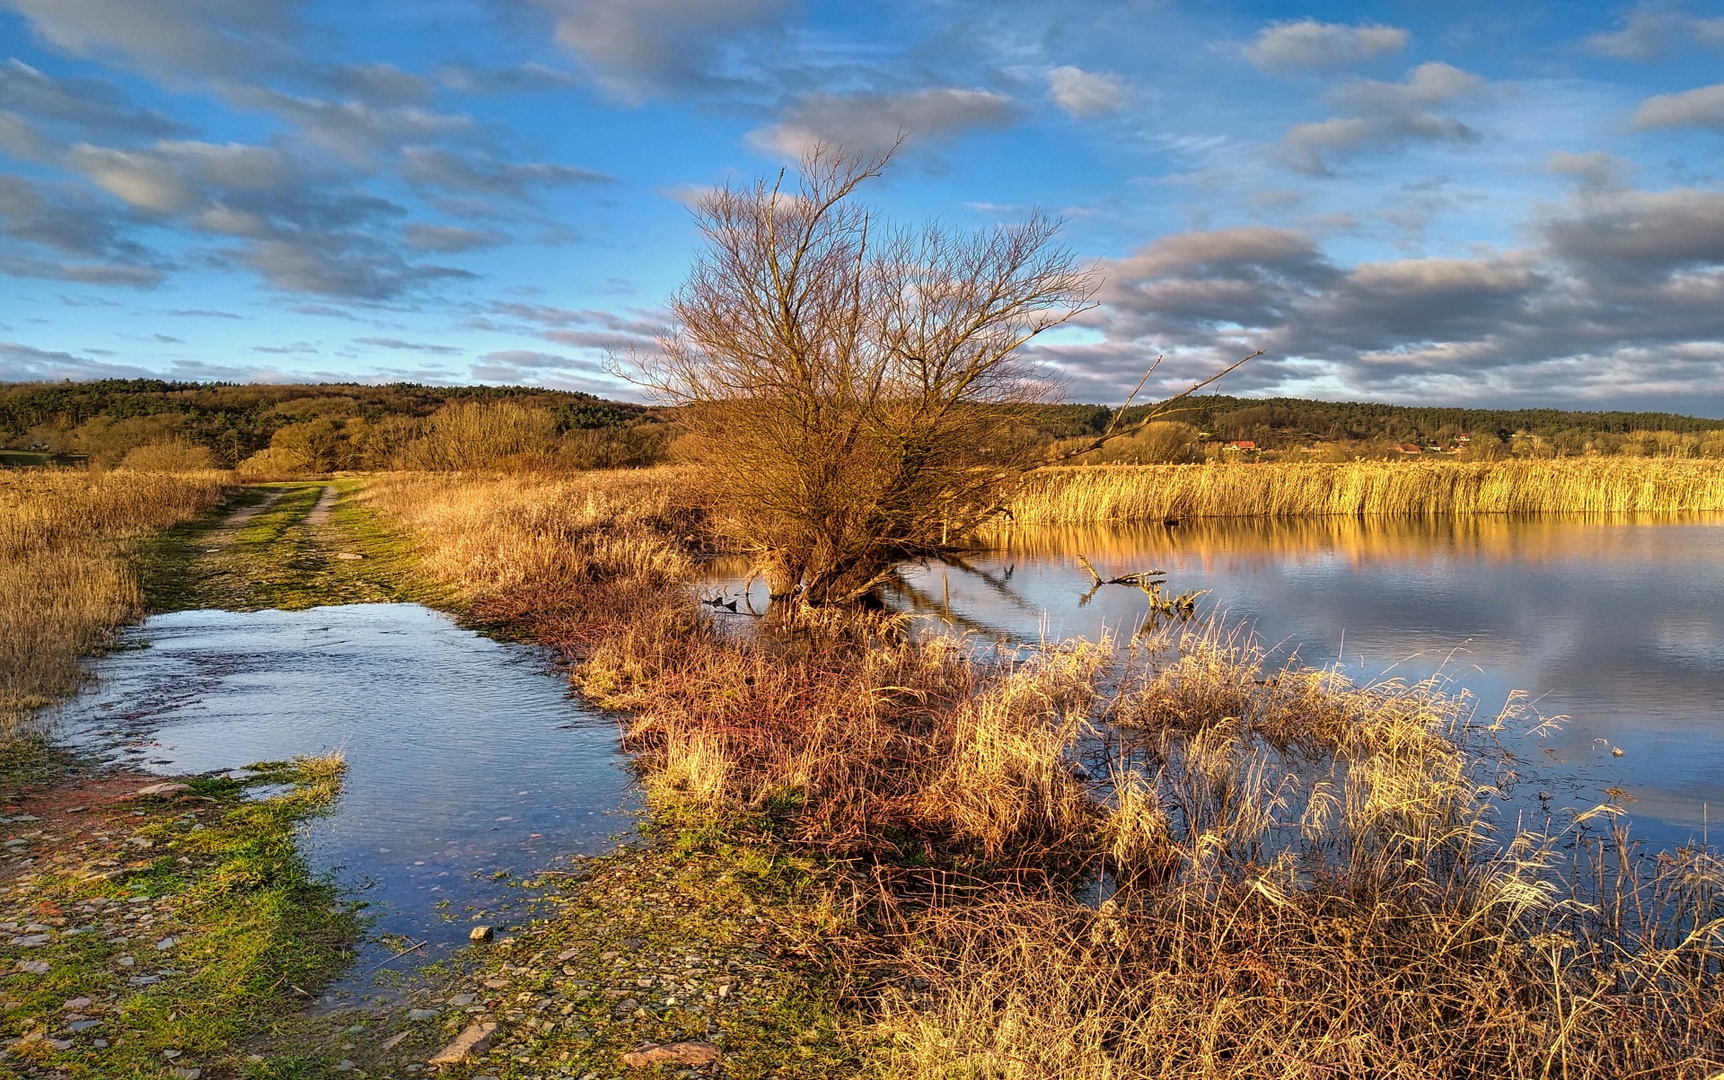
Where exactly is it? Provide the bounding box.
[1076,554,1167,588]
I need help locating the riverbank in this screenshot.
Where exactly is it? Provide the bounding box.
[5,467,1721,1077]
[363,468,1724,1079]
[1006,458,1724,524]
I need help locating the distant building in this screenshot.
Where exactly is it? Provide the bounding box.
[1225,440,1256,451]
[1397,443,1422,454]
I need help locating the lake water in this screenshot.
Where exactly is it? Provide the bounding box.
[51,603,637,998]
[710,516,1724,850]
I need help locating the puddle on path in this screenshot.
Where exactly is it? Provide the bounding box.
[51,602,637,998]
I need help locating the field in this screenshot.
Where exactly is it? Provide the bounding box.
[1007,458,1724,524]
[0,468,225,737]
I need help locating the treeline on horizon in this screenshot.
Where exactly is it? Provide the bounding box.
[4,378,1723,472]
[0,379,663,472]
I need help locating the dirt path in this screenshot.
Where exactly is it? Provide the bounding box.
[142,481,428,613]
[303,484,338,526]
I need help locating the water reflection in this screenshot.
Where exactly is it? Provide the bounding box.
[708,516,1724,846]
[52,604,637,990]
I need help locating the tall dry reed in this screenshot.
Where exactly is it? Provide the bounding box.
[359,469,701,640]
[1008,459,1724,524]
[0,468,227,736]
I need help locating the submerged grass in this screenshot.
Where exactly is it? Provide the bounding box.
[367,467,1724,1079]
[0,469,227,739]
[1007,458,1724,524]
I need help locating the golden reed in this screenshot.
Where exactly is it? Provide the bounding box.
[0,468,226,736]
[1007,458,1724,524]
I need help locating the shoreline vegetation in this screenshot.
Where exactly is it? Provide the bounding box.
[1005,458,1724,524]
[362,467,1723,1078]
[0,460,1720,1075]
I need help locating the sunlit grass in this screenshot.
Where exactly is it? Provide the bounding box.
[0,469,227,738]
[1006,459,1724,524]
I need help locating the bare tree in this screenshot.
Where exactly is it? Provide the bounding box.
[645,146,1262,607]
[643,145,1097,606]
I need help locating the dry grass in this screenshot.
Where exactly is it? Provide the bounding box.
[872,626,1724,1079]
[1008,459,1724,524]
[362,469,1724,1078]
[358,468,702,641]
[0,468,227,736]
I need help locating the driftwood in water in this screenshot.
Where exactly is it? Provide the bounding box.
[1076,554,1166,588]
[1077,553,1207,620]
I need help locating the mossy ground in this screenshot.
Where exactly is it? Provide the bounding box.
[133,480,444,614]
[0,758,361,1079]
[256,821,862,1080]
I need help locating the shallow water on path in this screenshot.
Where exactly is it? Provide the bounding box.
[52,603,636,995]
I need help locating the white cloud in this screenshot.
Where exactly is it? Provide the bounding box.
[1047,66,1127,117]
[532,0,791,102]
[1243,20,1408,71]
[1283,62,1487,175]
[1634,82,1724,131]
[3,0,306,80]
[748,88,1018,158]
[1585,5,1724,62]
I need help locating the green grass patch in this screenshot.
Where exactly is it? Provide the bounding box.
[135,479,441,614]
[0,758,360,1078]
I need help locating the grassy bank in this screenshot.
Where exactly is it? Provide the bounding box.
[365,468,1724,1079]
[1007,458,1724,524]
[0,469,227,738]
[0,753,358,1078]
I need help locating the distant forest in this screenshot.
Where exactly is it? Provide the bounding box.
[0,380,658,470]
[4,379,1722,471]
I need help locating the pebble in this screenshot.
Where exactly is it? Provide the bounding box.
[469,925,494,942]
[407,1008,439,1021]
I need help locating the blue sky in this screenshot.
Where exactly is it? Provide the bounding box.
[3,0,1724,412]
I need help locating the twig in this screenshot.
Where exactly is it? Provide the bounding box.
[359,939,428,977]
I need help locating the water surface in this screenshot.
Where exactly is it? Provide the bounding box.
[54,603,635,993]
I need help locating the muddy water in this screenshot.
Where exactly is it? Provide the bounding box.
[53,603,635,994]
[709,516,1724,849]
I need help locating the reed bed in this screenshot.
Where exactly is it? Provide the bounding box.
[874,626,1724,1078]
[0,468,227,736]
[363,469,1724,1078]
[1008,459,1724,524]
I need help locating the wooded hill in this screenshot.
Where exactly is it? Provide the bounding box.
[0,380,654,468]
[5,379,1722,470]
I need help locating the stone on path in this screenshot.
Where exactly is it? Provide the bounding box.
[134,783,191,797]
[427,1021,497,1066]
[621,1042,722,1068]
